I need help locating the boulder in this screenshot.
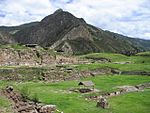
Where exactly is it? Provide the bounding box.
[39,105,56,113]
[79,88,92,93]
[123,86,139,92]
[135,83,150,90]
[97,98,109,109]
[6,86,14,92]
[117,85,139,93]
[115,91,120,95]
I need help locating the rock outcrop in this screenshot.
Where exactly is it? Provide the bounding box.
[0,31,15,44]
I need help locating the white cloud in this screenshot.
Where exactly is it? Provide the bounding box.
[0,0,56,25]
[0,0,150,40]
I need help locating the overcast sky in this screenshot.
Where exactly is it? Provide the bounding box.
[0,0,150,40]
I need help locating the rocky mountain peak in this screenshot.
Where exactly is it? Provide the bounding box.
[41,9,86,26]
[0,9,149,54]
[54,8,63,14]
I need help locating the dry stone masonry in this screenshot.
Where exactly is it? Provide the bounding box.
[2,86,62,113]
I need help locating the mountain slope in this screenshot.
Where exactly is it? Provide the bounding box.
[0,22,39,34]
[14,9,86,47]
[0,9,150,54]
[0,31,15,44]
[105,31,150,51]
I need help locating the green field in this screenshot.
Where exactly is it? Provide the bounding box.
[1,75,147,113]
[109,89,150,113]
[77,52,150,71]
[0,52,150,113]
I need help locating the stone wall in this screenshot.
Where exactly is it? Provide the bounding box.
[88,82,150,101]
[0,48,78,66]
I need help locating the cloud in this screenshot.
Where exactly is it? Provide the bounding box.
[0,0,56,25]
[0,0,150,40]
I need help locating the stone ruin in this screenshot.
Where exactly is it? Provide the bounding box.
[38,105,56,113]
[86,82,150,110]
[2,86,63,113]
[78,88,93,93]
[96,98,109,109]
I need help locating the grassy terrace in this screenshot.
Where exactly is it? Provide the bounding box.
[77,52,150,71]
[76,63,150,71]
[81,52,150,63]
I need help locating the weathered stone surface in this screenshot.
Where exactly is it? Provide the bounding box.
[0,48,54,66]
[2,86,60,113]
[113,61,132,64]
[121,71,150,76]
[0,48,79,67]
[135,83,150,90]
[111,69,121,74]
[79,88,93,93]
[6,86,14,93]
[117,86,139,92]
[39,105,56,113]
[97,98,109,109]
[88,83,150,101]
[0,31,15,44]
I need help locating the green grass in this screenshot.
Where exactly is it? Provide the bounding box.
[0,66,49,81]
[0,81,14,112]
[109,89,150,113]
[0,75,150,113]
[0,52,150,113]
[0,96,10,108]
[76,63,150,71]
[76,53,150,72]
[0,80,14,89]
[11,75,150,113]
[83,75,150,92]
[81,53,150,64]
[136,51,150,56]
[81,53,129,62]
[0,96,12,113]
[0,44,28,50]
